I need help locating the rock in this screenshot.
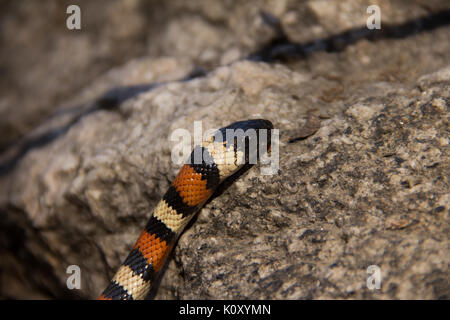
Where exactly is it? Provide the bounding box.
[0,0,449,300]
[3,0,449,148]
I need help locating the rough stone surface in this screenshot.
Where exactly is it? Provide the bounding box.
[0,1,449,299]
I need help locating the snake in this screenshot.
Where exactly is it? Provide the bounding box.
[98,119,273,300]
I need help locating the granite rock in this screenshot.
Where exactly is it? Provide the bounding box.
[0,1,449,299]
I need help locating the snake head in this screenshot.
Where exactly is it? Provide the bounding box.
[192,119,273,181]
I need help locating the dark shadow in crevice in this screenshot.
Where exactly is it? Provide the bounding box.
[2,10,449,176]
[0,205,86,300]
[0,68,207,177]
[249,9,450,62]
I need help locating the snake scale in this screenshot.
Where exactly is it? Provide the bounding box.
[99,119,273,300]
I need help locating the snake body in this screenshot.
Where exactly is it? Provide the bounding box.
[99,119,273,300]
